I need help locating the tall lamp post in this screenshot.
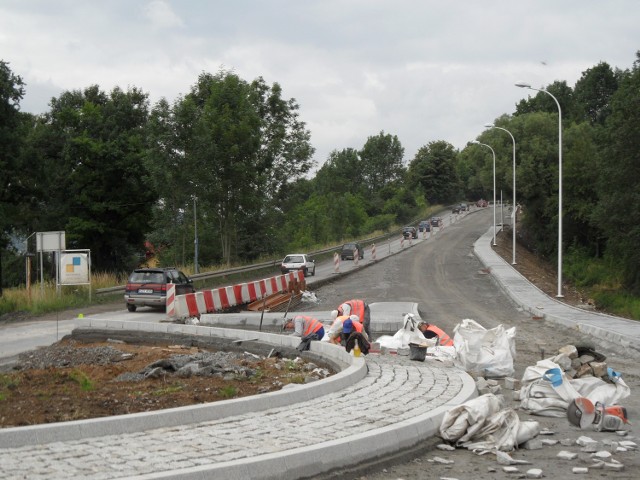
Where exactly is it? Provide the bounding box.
[193,196,199,274]
[472,140,497,246]
[515,83,563,297]
[485,124,517,265]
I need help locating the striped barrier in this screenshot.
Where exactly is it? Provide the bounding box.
[334,252,340,273]
[400,237,405,248]
[172,270,305,319]
[371,243,377,261]
[354,249,359,266]
[166,284,176,321]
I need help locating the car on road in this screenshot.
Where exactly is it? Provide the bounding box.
[402,226,418,239]
[280,253,316,276]
[452,205,461,214]
[418,220,431,232]
[430,217,442,227]
[340,242,364,261]
[125,267,195,312]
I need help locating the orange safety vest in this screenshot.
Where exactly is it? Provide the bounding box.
[296,315,324,336]
[422,324,453,346]
[339,299,366,322]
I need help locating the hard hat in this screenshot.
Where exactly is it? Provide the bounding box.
[349,314,359,322]
[330,310,338,320]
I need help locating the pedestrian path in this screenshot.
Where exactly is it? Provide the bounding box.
[473,227,640,357]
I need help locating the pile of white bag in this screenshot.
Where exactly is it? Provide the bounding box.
[439,393,540,451]
[519,357,630,417]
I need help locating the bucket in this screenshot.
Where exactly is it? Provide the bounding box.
[409,343,427,362]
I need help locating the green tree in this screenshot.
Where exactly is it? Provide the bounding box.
[39,85,153,271]
[359,131,405,193]
[594,53,640,291]
[0,61,26,294]
[572,62,618,125]
[407,140,459,205]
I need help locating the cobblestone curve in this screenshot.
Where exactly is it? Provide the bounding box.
[0,354,465,480]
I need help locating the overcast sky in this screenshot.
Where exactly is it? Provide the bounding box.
[2,1,638,172]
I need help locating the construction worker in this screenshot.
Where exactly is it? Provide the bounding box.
[417,321,454,346]
[284,315,325,340]
[337,299,371,339]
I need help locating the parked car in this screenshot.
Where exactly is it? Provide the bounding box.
[124,267,195,312]
[430,217,442,227]
[280,253,316,276]
[402,226,418,239]
[340,242,364,260]
[418,220,431,232]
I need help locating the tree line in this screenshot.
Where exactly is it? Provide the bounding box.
[1,51,639,297]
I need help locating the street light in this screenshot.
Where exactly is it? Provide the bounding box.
[472,140,497,246]
[193,196,199,274]
[485,123,517,265]
[515,82,563,297]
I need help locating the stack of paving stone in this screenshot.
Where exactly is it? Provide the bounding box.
[550,344,612,381]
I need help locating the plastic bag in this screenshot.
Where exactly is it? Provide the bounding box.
[377,314,436,350]
[453,319,516,378]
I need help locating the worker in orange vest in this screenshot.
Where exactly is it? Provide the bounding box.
[284,315,325,340]
[417,321,454,346]
[327,314,367,345]
[337,299,371,339]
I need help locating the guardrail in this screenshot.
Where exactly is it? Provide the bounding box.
[95,215,439,297]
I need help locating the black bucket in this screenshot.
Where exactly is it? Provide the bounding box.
[409,343,427,361]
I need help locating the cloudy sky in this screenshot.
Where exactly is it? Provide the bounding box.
[2,1,638,171]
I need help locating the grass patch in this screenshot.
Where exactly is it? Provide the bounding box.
[152,384,184,396]
[68,370,95,391]
[219,385,237,398]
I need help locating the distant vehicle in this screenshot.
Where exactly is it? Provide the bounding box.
[402,226,418,239]
[477,199,488,208]
[418,220,431,232]
[340,242,364,261]
[452,205,461,214]
[125,267,195,312]
[280,253,316,276]
[430,217,442,227]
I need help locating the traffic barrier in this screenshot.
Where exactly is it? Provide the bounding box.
[174,270,305,319]
[166,283,176,320]
[400,237,405,248]
[371,243,377,261]
[354,249,359,266]
[334,252,340,273]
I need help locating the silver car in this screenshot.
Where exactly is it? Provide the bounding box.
[280,254,316,276]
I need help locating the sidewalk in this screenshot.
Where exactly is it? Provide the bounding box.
[473,227,640,357]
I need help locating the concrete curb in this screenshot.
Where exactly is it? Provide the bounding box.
[0,320,367,449]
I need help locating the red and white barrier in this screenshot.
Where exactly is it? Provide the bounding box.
[354,248,359,266]
[400,237,405,248]
[371,243,377,261]
[166,283,176,320]
[172,270,305,319]
[333,252,340,273]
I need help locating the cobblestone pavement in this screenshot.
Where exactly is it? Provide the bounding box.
[0,354,467,479]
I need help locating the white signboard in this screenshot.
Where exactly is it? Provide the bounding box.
[60,252,90,285]
[36,231,66,252]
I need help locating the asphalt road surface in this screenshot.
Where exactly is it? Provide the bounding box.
[301,208,640,480]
